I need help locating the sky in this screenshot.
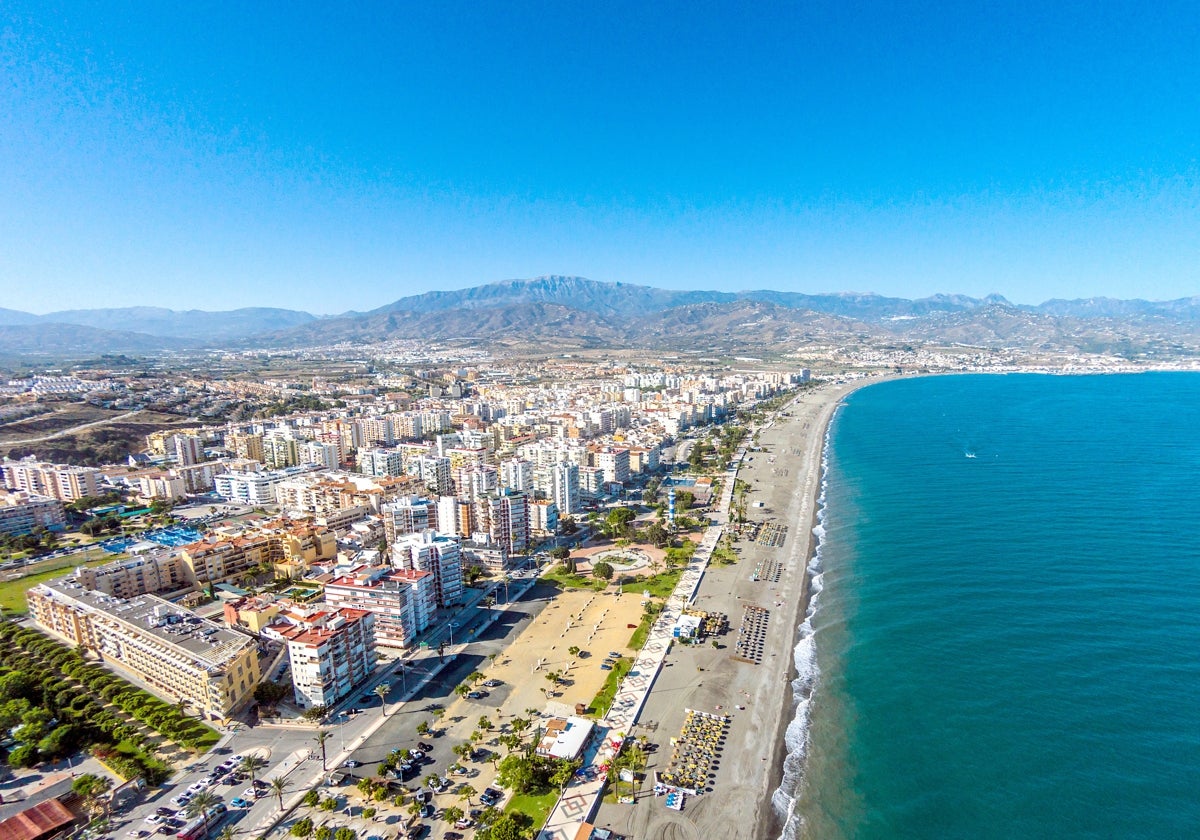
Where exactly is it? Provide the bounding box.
[2,1,1198,314]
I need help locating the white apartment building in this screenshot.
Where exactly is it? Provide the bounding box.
[413,455,453,497]
[394,530,464,608]
[214,465,317,505]
[276,607,377,710]
[299,440,341,470]
[472,490,531,555]
[550,462,581,514]
[499,458,533,493]
[170,434,205,466]
[2,458,102,502]
[357,447,404,477]
[324,565,437,649]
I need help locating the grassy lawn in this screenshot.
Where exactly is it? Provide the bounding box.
[0,551,118,615]
[627,612,656,650]
[539,566,605,591]
[618,569,682,599]
[588,656,633,717]
[505,787,560,828]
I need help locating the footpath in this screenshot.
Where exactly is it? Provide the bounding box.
[538,445,750,839]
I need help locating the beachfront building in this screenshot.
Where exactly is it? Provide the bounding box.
[27,578,260,720]
[323,565,437,648]
[472,490,531,555]
[394,530,464,608]
[535,715,594,760]
[275,606,377,710]
[381,495,438,543]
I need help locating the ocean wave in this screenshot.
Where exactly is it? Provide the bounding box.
[771,423,834,840]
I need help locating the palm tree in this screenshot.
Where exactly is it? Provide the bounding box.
[185,790,221,837]
[217,827,236,840]
[454,683,469,699]
[457,783,477,806]
[373,683,390,716]
[269,776,291,811]
[240,753,264,784]
[314,729,332,771]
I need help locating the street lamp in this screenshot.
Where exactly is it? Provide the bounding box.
[396,661,407,694]
[448,621,457,646]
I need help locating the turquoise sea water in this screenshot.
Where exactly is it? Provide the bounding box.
[784,373,1200,840]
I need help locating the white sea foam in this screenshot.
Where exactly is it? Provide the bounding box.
[771,423,834,840]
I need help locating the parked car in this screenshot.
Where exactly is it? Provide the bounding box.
[155,808,176,818]
[343,759,362,768]
[417,741,433,751]
[465,691,486,700]
[242,788,261,800]
[230,798,252,809]
[482,679,502,688]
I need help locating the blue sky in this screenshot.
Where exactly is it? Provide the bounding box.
[2,1,1197,313]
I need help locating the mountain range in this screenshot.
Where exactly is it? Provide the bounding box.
[2,277,1200,358]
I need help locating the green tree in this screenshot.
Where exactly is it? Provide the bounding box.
[592,560,613,581]
[457,782,477,806]
[373,683,390,716]
[314,729,333,771]
[291,817,314,838]
[240,753,265,784]
[185,790,222,837]
[314,827,332,840]
[270,776,291,811]
[443,805,464,825]
[8,743,38,767]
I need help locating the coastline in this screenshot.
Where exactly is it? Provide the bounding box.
[589,376,877,840]
[753,391,843,840]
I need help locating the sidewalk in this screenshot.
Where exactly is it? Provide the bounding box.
[538,428,755,839]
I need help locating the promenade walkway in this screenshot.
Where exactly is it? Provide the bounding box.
[539,446,751,839]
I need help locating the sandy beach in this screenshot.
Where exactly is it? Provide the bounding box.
[588,378,867,840]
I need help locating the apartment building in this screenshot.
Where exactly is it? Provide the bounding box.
[226,432,265,463]
[472,490,531,555]
[381,496,438,543]
[275,606,377,710]
[549,462,581,514]
[357,448,404,478]
[590,445,631,485]
[530,499,559,535]
[323,565,437,649]
[75,550,188,599]
[170,434,205,466]
[499,458,533,493]
[214,465,317,505]
[1,458,102,502]
[412,455,453,497]
[180,533,284,586]
[298,441,340,470]
[393,530,464,608]
[0,490,65,535]
[27,579,260,720]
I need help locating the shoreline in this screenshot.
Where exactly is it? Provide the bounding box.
[587,376,880,840]
[753,391,844,840]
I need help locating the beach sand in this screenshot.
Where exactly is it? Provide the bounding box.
[589,379,865,840]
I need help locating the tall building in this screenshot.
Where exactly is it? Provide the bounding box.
[499,458,533,493]
[473,490,531,555]
[357,448,404,478]
[436,495,472,539]
[276,607,377,710]
[27,579,260,720]
[263,432,300,469]
[298,441,340,470]
[0,490,65,535]
[591,446,631,485]
[1,458,102,502]
[454,464,497,501]
[413,455,453,497]
[394,530,464,608]
[226,432,265,463]
[550,462,581,514]
[530,499,559,535]
[381,496,438,543]
[324,565,437,648]
[170,434,205,466]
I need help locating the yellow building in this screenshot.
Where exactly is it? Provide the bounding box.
[27,578,260,721]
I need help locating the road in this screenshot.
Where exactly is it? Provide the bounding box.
[0,409,142,445]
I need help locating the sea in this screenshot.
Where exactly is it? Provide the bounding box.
[773,372,1200,840]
